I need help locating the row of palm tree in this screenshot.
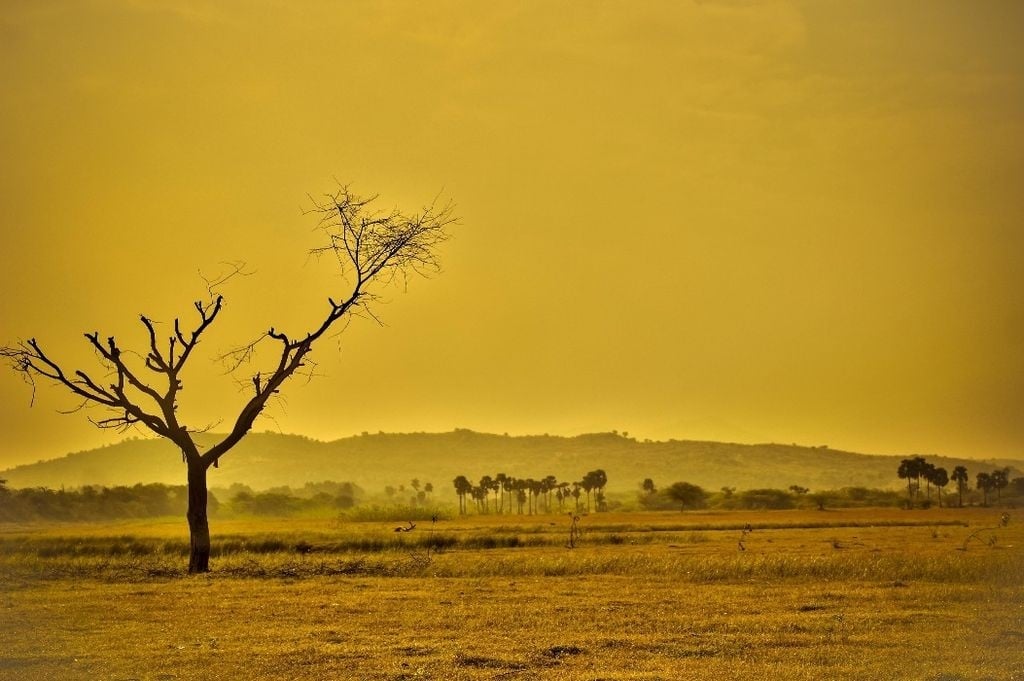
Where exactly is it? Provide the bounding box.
[451,470,608,515]
[897,456,1012,507]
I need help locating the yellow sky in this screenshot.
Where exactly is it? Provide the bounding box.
[1,0,1022,468]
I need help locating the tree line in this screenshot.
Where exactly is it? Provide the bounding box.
[897,456,1020,508]
[0,479,216,522]
[452,470,608,514]
[383,479,436,508]
[0,478,362,521]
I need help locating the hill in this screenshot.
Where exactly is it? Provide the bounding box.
[2,430,1021,495]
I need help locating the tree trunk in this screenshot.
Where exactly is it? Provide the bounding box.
[187,460,212,574]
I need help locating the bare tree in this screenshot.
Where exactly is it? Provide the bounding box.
[2,186,453,573]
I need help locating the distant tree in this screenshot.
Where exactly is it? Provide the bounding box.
[495,473,508,513]
[411,479,421,493]
[642,478,657,496]
[809,492,829,511]
[788,485,809,496]
[931,467,949,508]
[737,488,795,510]
[1,187,452,572]
[720,486,735,499]
[593,469,608,508]
[976,472,994,507]
[529,479,542,514]
[951,466,969,507]
[1013,477,1024,496]
[571,483,582,513]
[581,469,608,512]
[543,475,558,513]
[992,468,1010,503]
[666,481,707,512]
[898,457,926,505]
[423,481,433,499]
[921,462,937,502]
[503,476,515,514]
[452,475,472,515]
[557,482,570,512]
[478,476,494,514]
[384,485,397,500]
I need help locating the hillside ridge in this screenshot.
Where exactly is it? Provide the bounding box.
[2,430,1020,494]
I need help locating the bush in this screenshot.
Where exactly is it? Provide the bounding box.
[736,488,794,510]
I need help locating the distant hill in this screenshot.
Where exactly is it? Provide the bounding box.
[2,430,1021,495]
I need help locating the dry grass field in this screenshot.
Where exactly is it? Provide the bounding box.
[2,508,1022,680]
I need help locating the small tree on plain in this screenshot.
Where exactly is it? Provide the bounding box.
[666,481,707,512]
[2,187,453,573]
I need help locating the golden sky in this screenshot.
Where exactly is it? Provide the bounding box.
[1,0,1022,467]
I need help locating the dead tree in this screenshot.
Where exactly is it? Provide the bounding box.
[1,187,453,573]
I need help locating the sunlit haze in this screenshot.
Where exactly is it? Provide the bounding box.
[1,1,1022,468]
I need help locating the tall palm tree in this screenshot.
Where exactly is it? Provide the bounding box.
[977,472,994,507]
[580,476,594,512]
[992,468,1010,503]
[592,469,608,510]
[932,467,948,508]
[504,476,517,514]
[478,476,493,514]
[452,475,472,514]
[921,462,936,502]
[951,466,969,507]
[557,482,571,511]
[489,477,501,513]
[542,475,558,513]
[898,458,923,505]
[495,473,508,514]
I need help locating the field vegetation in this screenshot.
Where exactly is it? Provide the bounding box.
[1,506,1021,679]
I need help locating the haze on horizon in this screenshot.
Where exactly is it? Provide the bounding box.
[1,1,1022,469]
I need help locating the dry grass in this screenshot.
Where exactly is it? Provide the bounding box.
[1,507,1022,680]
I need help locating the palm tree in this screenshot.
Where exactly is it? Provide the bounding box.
[592,469,608,510]
[542,475,558,513]
[932,467,948,508]
[557,482,571,511]
[951,466,969,507]
[992,468,1010,503]
[503,476,516,514]
[580,475,594,512]
[977,472,994,507]
[452,475,472,515]
[921,462,936,502]
[898,457,924,505]
[495,473,508,514]
[529,479,542,514]
[478,476,493,514]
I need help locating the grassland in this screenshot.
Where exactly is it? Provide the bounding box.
[1,508,1022,680]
